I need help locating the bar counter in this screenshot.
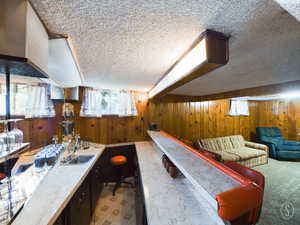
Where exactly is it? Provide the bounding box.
[11,144,105,225]
[8,131,248,225]
[135,141,228,225]
[147,130,240,209]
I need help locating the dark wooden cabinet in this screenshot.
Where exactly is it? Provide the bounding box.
[90,163,103,213]
[67,178,91,225]
[53,212,66,225]
[52,145,139,225]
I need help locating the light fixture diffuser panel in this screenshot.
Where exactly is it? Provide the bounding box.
[149,30,228,99]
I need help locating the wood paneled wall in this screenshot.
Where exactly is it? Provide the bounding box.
[149,98,300,143]
[149,99,259,142]
[2,88,299,148]
[256,100,300,141]
[65,90,149,144]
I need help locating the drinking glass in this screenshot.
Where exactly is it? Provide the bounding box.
[1,122,15,151]
[11,120,23,146]
[0,133,5,154]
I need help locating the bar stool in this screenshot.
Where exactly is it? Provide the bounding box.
[111,155,133,196]
[0,173,6,184]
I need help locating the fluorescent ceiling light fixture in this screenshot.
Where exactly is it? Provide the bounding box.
[279,91,300,99]
[149,30,229,98]
[149,39,207,98]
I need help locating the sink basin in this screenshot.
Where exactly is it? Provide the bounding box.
[62,155,94,165]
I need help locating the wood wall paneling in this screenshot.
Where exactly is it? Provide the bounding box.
[148,99,259,142]
[256,100,300,141]
[76,90,149,144]
[2,83,300,148]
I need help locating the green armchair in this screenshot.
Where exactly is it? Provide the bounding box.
[256,127,300,160]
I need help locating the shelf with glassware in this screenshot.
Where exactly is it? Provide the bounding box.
[0,119,30,225]
[0,119,30,164]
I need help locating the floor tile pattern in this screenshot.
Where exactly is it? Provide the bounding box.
[90,182,136,225]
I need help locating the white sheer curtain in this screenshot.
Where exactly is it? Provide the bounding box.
[80,88,138,117]
[229,99,249,116]
[118,91,137,117]
[80,88,103,117]
[25,85,55,118]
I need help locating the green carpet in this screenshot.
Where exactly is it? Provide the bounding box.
[255,159,300,225]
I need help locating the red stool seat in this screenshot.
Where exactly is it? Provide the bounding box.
[0,173,6,180]
[111,155,127,165]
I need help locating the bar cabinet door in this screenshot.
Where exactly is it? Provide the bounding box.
[67,178,91,225]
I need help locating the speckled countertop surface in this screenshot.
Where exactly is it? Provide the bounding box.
[147,130,240,209]
[11,144,105,225]
[135,141,229,225]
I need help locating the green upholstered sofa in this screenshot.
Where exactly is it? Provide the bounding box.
[256,127,300,160]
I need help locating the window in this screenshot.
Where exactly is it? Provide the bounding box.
[0,83,55,118]
[80,88,137,117]
[229,99,249,116]
[101,90,119,115]
[0,83,27,116]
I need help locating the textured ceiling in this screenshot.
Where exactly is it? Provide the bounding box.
[30,0,300,94]
[274,0,300,22]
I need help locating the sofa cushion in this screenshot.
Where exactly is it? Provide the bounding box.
[277,144,300,152]
[218,151,241,161]
[283,140,300,146]
[201,136,234,152]
[230,135,245,149]
[256,127,282,137]
[227,147,266,161]
[260,136,283,145]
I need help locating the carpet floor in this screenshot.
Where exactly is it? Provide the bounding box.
[90,182,136,225]
[256,159,300,225]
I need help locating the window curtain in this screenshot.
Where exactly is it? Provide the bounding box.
[80,88,103,117]
[25,85,55,118]
[229,99,249,116]
[118,91,137,117]
[80,88,138,117]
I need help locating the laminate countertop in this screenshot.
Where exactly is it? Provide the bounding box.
[135,141,229,225]
[11,144,105,225]
[147,130,240,209]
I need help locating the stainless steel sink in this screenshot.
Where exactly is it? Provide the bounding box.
[61,155,94,165]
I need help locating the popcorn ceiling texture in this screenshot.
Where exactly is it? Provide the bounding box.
[30,0,300,94]
[274,0,300,22]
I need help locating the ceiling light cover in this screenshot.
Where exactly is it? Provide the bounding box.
[149,30,228,98]
[149,38,207,98]
[280,91,300,99]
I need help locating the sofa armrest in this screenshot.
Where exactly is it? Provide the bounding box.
[244,141,269,153]
[258,141,278,158]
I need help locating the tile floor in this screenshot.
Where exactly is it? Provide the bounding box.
[90,182,136,225]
